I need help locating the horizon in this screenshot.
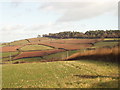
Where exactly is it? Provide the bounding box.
[0,0,118,42]
[1,29,119,43]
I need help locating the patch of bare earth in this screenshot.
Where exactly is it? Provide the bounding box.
[13,49,65,60]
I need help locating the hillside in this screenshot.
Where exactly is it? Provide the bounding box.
[2,60,118,88]
[1,37,106,64]
[66,46,119,63]
[1,37,119,88]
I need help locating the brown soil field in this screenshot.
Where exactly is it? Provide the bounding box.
[49,39,102,44]
[13,49,65,60]
[27,38,101,45]
[28,37,51,43]
[1,46,22,52]
[39,42,92,50]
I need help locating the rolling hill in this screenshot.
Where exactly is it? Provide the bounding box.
[1,37,119,88]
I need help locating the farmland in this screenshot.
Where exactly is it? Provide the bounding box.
[1,37,119,88]
[94,41,118,48]
[39,42,92,50]
[66,46,119,62]
[1,37,119,63]
[6,39,29,46]
[1,52,19,58]
[13,49,65,60]
[2,60,118,88]
[20,45,53,51]
[1,45,22,52]
[1,38,104,63]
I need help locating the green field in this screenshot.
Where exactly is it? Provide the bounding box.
[2,60,118,88]
[10,57,43,64]
[1,57,43,64]
[20,45,53,51]
[0,44,5,47]
[104,38,120,40]
[1,58,10,62]
[1,52,18,58]
[94,41,118,48]
[1,52,19,63]
[43,49,87,60]
[43,50,80,60]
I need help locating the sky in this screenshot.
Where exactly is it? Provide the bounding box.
[0,0,119,42]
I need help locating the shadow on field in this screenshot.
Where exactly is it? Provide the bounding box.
[69,54,119,63]
[74,75,119,79]
[91,80,119,88]
[74,75,119,88]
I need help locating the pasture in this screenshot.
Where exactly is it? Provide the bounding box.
[2,60,118,88]
[94,41,118,48]
[1,52,19,58]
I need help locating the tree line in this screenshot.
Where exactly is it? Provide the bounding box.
[38,30,120,39]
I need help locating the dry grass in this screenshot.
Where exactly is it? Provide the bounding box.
[66,46,119,62]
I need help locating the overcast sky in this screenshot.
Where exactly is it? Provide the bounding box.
[0,0,118,42]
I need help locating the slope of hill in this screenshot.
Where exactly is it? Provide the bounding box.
[2,60,118,88]
[1,37,104,63]
[66,45,119,63]
[1,37,119,88]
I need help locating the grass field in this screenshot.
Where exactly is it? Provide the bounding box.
[1,57,27,64]
[94,41,118,48]
[104,38,120,40]
[0,45,5,47]
[20,45,53,51]
[4,57,43,64]
[1,52,18,58]
[1,52,19,63]
[43,50,81,60]
[1,57,11,62]
[2,60,118,88]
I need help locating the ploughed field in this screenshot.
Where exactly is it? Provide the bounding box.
[1,37,107,63]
